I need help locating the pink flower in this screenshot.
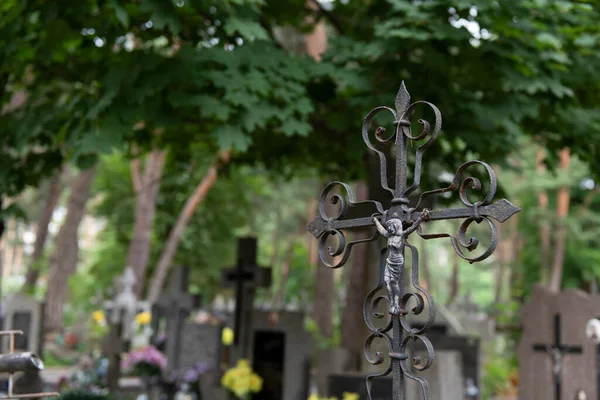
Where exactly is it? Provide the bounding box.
[121,346,167,374]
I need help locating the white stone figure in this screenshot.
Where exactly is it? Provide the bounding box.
[586,318,600,344]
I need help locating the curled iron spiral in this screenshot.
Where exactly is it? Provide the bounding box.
[316,181,384,268]
[416,161,500,263]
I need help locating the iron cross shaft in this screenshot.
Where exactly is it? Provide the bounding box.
[306,82,520,400]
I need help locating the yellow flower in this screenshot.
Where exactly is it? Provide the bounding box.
[222,327,234,346]
[135,311,152,325]
[222,359,263,397]
[249,374,263,392]
[342,392,359,400]
[92,310,105,324]
[221,370,235,388]
[308,395,319,400]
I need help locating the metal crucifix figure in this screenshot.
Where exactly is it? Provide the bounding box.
[306,82,521,400]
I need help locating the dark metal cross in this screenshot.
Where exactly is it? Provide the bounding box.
[220,237,271,359]
[305,82,520,400]
[533,314,583,400]
[154,265,198,370]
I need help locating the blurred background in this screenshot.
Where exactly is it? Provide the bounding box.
[1,1,599,399]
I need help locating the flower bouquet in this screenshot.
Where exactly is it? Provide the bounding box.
[221,359,263,399]
[121,346,167,378]
[57,355,109,397]
[167,362,211,398]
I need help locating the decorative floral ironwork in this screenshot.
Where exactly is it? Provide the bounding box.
[306,82,521,400]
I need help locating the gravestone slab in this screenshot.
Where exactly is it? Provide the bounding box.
[328,373,393,400]
[178,322,222,372]
[152,265,199,371]
[223,309,310,400]
[519,285,599,400]
[329,351,463,400]
[1,292,44,355]
[177,320,226,400]
[406,350,464,400]
[427,331,480,397]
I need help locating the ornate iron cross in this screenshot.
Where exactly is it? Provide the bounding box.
[306,82,520,400]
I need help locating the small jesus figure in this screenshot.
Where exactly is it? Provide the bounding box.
[373,209,429,315]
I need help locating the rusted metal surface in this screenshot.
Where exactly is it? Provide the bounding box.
[0,330,58,399]
[306,82,521,400]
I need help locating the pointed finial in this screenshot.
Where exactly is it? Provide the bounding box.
[395,81,411,115]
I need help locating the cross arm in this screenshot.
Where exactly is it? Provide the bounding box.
[306,216,375,239]
[533,344,553,352]
[533,344,583,354]
[560,345,583,354]
[413,199,521,223]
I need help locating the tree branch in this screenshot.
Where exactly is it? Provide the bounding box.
[146,149,231,302]
[131,158,143,193]
[307,0,344,34]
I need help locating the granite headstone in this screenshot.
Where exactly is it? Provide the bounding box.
[519,285,598,400]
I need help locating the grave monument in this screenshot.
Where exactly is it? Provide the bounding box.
[519,285,599,400]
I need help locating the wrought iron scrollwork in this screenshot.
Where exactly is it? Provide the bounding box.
[305,82,521,400]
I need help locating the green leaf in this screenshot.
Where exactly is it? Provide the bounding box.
[535,32,562,49]
[279,119,311,136]
[293,97,314,116]
[224,17,269,41]
[139,0,181,34]
[212,126,252,151]
[108,0,129,28]
[575,34,596,48]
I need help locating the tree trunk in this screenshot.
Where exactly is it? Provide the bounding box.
[272,237,296,308]
[313,257,335,339]
[507,214,522,296]
[127,149,167,298]
[340,182,369,352]
[548,148,571,293]
[24,169,63,290]
[494,224,510,306]
[44,167,96,333]
[312,181,336,339]
[446,251,460,307]
[147,151,230,302]
[536,149,551,283]
[9,220,20,277]
[269,209,282,300]
[0,196,4,240]
[307,198,318,265]
[305,0,328,61]
[306,0,333,340]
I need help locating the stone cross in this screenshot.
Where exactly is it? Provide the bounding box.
[533,314,583,400]
[104,267,146,342]
[102,321,126,393]
[103,267,149,392]
[220,237,271,359]
[153,265,198,370]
